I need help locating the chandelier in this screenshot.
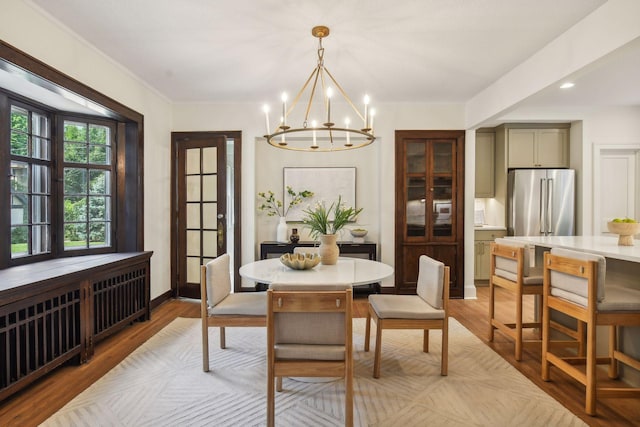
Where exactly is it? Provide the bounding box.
[262,26,376,152]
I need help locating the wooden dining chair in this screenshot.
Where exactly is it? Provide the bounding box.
[542,248,640,415]
[365,255,449,377]
[200,254,266,372]
[267,282,353,427]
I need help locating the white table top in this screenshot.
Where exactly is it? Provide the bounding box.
[239,257,394,286]
[504,235,640,263]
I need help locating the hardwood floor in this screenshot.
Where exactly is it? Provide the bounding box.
[1,288,638,426]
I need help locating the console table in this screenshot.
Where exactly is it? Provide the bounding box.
[258,241,379,293]
[0,252,152,402]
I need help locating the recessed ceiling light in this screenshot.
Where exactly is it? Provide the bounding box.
[560,82,575,89]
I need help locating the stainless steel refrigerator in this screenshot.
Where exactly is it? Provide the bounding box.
[507,169,575,236]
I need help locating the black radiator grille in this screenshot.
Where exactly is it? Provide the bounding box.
[0,290,81,390]
[93,265,147,336]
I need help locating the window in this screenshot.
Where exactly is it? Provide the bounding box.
[10,104,52,258]
[5,100,117,261]
[62,119,114,250]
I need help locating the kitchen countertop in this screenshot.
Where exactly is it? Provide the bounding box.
[504,235,640,263]
[474,225,507,231]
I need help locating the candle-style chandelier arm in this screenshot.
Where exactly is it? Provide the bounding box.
[323,66,365,125]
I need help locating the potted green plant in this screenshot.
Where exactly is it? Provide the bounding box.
[302,195,362,264]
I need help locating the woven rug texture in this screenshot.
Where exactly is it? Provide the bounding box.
[41,317,586,426]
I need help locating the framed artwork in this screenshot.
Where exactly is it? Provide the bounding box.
[283,167,356,221]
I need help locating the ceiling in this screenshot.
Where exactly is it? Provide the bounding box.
[9,0,640,119]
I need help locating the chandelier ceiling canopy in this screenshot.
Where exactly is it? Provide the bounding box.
[262,26,376,152]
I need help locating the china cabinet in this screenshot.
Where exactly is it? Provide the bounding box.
[395,130,465,297]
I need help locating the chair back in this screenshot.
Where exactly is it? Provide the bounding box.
[268,283,352,360]
[204,254,232,307]
[546,248,606,308]
[416,255,446,309]
[493,238,532,278]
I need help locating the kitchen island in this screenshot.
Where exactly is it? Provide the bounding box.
[505,235,640,386]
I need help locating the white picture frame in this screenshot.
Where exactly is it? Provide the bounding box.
[283,167,356,221]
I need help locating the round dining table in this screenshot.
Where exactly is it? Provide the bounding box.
[239,257,394,286]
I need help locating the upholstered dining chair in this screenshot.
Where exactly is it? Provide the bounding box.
[365,255,449,378]
[266,282,353,427]
[200,254,266,372]
[542,248,640,416]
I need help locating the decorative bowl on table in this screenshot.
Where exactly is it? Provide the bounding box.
[280,253,321,270]
[350,228,368,238]
[607,221,640,246]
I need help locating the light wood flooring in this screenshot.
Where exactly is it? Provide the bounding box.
[1,287,639,426]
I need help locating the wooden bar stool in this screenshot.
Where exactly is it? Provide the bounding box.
[542,248,640,416]
[488,239,582,361]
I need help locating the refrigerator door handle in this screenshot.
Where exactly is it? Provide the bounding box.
[539,178,546,234]
[547,178,554,234]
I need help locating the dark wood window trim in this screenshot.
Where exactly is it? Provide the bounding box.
[0,40,145,269]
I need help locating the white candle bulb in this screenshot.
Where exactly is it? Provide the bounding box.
[345,117,351,145]
[370,108,376,133]
[326,88,333,124]
[262,104,270,135]
[363,94,370,128]
[312,120,317,147]
[281,92,288,128]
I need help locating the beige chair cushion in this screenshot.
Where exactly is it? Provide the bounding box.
[275,343,345,361]
[494,265,543,285]
[369,294,445,320]
[208,292,266,316]
[597,285,640,312]
[205,254,232,307]
[549,248,606,307]
[416,255,445,309]
[493,238,532,277]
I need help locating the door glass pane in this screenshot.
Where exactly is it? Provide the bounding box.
[202,202,217,229]
[406,142,425,173]
[202,175,217,202]
[187,203,200,228]
[186,230,201,256]
[186,148,200,175]
[186,176,201,202]
[203,230,218,258]
[406,177,426,237]
[433,142,453,173]
[186,257,200,283]
[432,176,453,237]
[202,147,217,174]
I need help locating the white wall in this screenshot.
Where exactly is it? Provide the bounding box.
[173,102,467,289]
[1,1,174,299]
[580,106,640,234]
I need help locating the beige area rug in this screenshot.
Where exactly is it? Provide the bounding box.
[42,317,586,427]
